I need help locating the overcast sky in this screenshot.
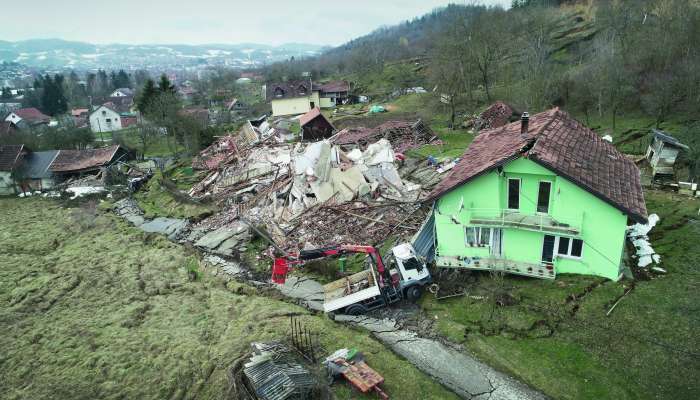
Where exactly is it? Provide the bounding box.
[3,0,510,46]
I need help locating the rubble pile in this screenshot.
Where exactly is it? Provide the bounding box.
[331,119,437,153]
[467,101,517,132]
[281,201,429,251]
[186,129,440,254]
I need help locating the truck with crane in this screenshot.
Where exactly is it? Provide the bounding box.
[271,243,432,315]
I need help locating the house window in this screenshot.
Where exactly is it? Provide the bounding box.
[274,87,284,97]
[102,110,106,116]
[507,178,520,210]
[556,237,583,259]
[466,227,491,247]
[298,85,307,95]
[106,118,111,123]
[537,181,551,213]
[542,234,556,263]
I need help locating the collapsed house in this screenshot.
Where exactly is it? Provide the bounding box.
[469,101,518,132]
[331,119,437,153]
[188,119,441,251]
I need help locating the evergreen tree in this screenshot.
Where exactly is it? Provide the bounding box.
[97,69,109,96]
[157,74,176,94]
[40,74,68,116]
[114,70,131,89]
[137,79,158,113]
[1,87,12,99]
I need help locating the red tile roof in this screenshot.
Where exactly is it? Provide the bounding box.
[299,107,327,127]
[427,108,647,223]
[49,145,123,173]
[317,80,350,93]
[14,107,50,123]
[0,144,25,171]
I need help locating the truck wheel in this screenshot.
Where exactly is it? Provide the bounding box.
[345,304,367,316]
[406,286,423,302]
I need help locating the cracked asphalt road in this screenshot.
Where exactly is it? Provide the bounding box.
[336,315,548,400]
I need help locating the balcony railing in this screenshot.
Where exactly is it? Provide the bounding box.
[468,208,581,235]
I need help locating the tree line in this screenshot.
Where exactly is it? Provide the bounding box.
[262,1,700,132]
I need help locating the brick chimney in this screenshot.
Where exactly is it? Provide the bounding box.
[521,112,529,136]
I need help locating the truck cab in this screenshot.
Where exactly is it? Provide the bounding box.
[386,243,432,301]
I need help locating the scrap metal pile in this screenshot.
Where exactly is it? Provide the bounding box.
[243,342,317,400]
[188,119,441,252]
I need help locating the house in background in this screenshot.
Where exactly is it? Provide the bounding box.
[89,102,137,133]
[421,108,647,281]
[266,80,353,117]
[317,81,350,107]
[4,107,51,128]
[110,88,134,97]
[299,107,335,141]
[90,104,123,132]
[266,79,319,116]
[646,129,689,178]
[0,144,29,195]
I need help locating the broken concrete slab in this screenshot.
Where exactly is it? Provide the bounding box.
[336,315,547,400]
[140,217,187,239]
[194,222,250,251]
[194,227,236,249]
[125,214,145,226]
[277,275,325,311]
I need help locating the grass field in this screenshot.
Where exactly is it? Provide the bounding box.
[0,198,459,400]
[419,189,700,400]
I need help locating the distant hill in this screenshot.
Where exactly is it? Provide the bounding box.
[0,39,327,70]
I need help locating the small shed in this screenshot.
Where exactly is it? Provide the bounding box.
[49,145,130,178]
[299,107,334,142]
[646,129,689,177]
[0,144,29,195]
[21,150,59,191]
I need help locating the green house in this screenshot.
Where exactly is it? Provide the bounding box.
[425,108,647,280]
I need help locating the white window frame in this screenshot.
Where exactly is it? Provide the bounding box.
[507,178,521,210]
[465,227,492,248]
[555,236,583,260]
[537,180,552,214]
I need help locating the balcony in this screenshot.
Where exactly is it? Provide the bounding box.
[436,255,556,280]
[468,208,581,235]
